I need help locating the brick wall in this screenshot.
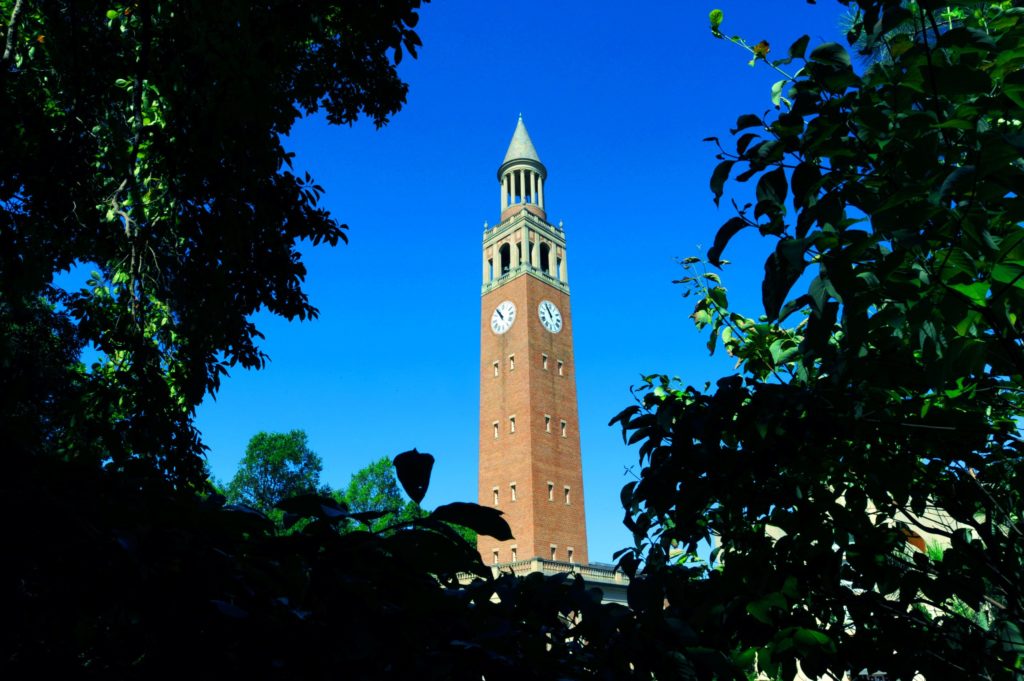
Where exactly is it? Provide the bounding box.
[478,273,589,565]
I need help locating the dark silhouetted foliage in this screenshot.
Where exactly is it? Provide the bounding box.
[614,2,1024,679]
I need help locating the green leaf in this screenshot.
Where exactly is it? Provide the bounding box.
[778,294,811,322]
[709,9,724,31]
[788,35,810,60]
[950,281,989,306]
[808,42,850,67]
[731,114,763,134]
[430,502,513,541]
[937,165,976,202]
[736,132,760,155]
[708,217,750,266]
[393,449,435,504]
[769,338,799,365]
[933,119,975,130]
[710,160,735,206]
[771,79,788,109]
[791,162,820,209]
[756,167,787,207]
[746,592,786,624]
[992,262,1024,289]
[763,246,804,320]
[994,620,1024,654]
[793,628,832,649]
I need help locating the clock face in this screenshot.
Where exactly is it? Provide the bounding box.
[538,300,563,333]
[490,300,516,334]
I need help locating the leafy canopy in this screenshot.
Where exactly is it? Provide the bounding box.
[224,430,329,521]
[1,0,423,483]
[613,2,1024,679]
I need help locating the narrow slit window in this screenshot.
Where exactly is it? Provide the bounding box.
[560,420,567,438]
[509,415,516,433]
[510,483,517,502]
[509,354,515,371]
[547,482,554,501]
[493,487,499,505]
[493,422,499,439]
[567,547,575,563]
[511,546,518,561]
[492,550,499,565]
[493,361,499,377]
[542,354,548,370]
[550,545,557,561]
[557,360,564,376]
[544,415,551,432]
[564,486,571,505]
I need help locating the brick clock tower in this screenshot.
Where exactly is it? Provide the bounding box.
[478,116,589,566]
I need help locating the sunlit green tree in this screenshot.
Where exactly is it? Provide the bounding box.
[225,430,328,523]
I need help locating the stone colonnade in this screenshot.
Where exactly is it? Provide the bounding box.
[500,166,544,211]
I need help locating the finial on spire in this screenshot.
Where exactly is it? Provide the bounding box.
[502,116,542,165]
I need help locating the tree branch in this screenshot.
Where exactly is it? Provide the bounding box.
[2,0,25,62]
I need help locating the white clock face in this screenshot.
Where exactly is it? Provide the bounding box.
[538,300,563,333]
[490,300,516,334]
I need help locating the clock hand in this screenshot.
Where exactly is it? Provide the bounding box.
[496,309,504,320]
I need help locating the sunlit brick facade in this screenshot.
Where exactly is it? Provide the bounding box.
[477,117,589,566]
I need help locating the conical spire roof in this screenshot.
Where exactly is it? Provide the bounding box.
[502,115,542,164]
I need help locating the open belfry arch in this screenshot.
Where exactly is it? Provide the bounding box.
[478,115,588,568]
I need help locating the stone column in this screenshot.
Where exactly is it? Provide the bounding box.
[511,237,519,269]
[531,235,539,268]
[518,169,525,204]
[483,247,490,284]
[521,223,530,270]
[560,248,568,283]
[500,174,507,210]
[531,171,538,205]
[548,242,556,277]
[538,175,544,209]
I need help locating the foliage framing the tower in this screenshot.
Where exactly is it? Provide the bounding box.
[0,2,648,677]
[1,0,423,482]
[613,2,1024,679]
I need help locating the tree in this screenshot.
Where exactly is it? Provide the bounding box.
[340,456,417,524]
[1,0,424,483]
[225,430,328,522]
[613,3,1024,679]
[338,456,478,545]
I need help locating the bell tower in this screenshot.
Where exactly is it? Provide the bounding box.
[478,116,589,566]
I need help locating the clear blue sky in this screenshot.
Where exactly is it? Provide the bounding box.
[197,1,850,562]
